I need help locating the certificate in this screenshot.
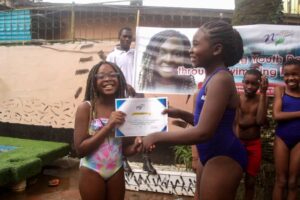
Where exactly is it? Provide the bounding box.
[115,97,168,137]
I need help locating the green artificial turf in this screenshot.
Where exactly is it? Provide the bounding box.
[0,136,70,186]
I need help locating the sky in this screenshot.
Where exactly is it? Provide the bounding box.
[43,0,235,10]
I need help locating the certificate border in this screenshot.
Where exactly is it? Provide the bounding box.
[115,97,168,137]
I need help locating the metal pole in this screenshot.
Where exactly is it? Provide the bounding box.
[71,1,75,42]
[136,9,140,28]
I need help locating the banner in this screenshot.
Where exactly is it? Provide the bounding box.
[134,25,300,95]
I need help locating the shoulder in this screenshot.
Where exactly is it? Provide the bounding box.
[106,50,117,60]
[274,85,284,97]
[238,93,244,100]
[128,48,135,54]
[107,47,122,57]
[206,70,236,100]
[275,85,284,91]
[76,101,91,115]
[123,49,135,57]
[210,70,234,87]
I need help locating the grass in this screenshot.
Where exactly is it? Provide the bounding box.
[0,136,70,186]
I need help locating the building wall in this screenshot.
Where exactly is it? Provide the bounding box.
[72,10,228,41]
[283,0,300,14]
[0,40,193,156]
[37,4,299,42]
[28,5,230,41]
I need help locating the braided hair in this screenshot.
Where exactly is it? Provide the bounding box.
[284,58,300,68]
[84,61,128,121]
[200,20,244,67]
[138,30,195,91]
[244,68,262,81]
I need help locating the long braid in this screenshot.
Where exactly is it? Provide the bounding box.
[138,54,153,90]
[84,62,101,122]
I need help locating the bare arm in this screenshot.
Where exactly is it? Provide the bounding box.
[122,137,142,156]
[178,109,195,125]
[143,72,233,147]
[234,96,240,137]
[273,86,300,121]
[74,102,124,158]
[256,93,268,125]
[163,90,199,126]
[256,76,269,125]
[162,107,194,125]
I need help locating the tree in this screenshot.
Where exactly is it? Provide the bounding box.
[2,0,35,7]
[130,0,143,6]
[232,0,283,25]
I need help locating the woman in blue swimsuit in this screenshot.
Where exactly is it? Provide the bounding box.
[273,59,300,200]
[142,20,247,200]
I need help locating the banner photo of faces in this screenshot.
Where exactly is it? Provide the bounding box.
[134,25,300,95]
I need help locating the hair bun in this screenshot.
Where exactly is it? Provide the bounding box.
[230,29,244,66]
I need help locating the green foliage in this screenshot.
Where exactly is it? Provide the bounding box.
[232,0,283,25]
[173,145,192,170]
[261,98,276,163]
[0,136,70,185]
[253,98,276,199]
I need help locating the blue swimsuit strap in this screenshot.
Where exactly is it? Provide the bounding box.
[202,67,229,92]
[283,92,300,99]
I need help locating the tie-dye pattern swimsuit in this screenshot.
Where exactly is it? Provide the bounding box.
[80,104,122,180]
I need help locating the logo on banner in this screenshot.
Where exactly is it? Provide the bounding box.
[264,31,294,46]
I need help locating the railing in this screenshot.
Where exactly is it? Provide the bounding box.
[0,2,230,44]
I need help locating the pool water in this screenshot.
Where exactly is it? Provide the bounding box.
[0,145,17,153]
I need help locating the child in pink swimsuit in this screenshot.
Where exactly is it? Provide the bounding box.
[74,61,142,200]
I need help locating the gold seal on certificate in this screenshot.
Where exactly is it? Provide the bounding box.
[115,97,168,137]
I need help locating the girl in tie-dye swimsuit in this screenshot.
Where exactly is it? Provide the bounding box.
[80,106,123,180]
[74,61,142,200]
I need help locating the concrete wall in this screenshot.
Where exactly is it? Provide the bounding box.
[0,40,194,161]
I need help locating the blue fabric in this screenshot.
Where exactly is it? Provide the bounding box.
[194,68,247,171]
[276,93,300,149]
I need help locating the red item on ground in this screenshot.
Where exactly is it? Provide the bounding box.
[48,179,60,187]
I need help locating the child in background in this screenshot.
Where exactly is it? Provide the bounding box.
[74,61,141,200]
[236,69,269,200]
[273,59,300,200]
